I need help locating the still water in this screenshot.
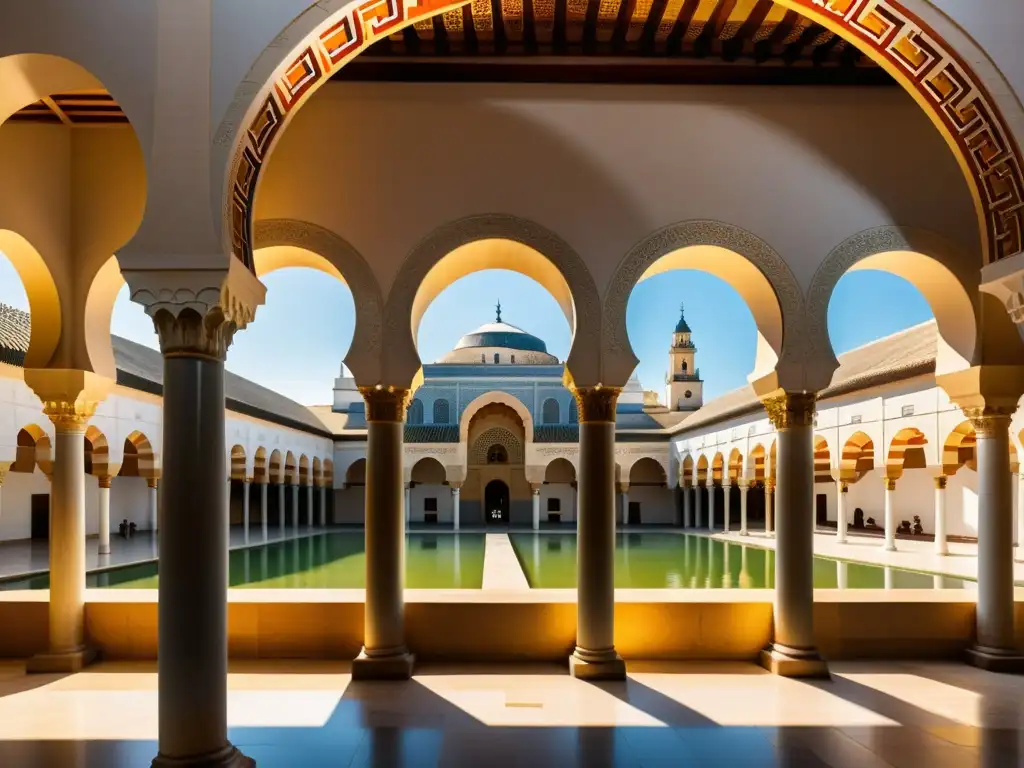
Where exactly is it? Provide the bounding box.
[510,532,973,589]
[0,532,486,590]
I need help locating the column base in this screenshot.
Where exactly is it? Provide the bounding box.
[98,544,111,556]
[759,644,829,679]
[351,648,415,680]
[568,650,626,680]
[884,544,897,552]
[26,646,97,674]
[152,744,253,768]
[966,646,1024,674]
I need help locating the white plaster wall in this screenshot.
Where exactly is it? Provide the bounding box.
[335,486,364,525]
[410,483,453,523]
[258,82,978,296]
[0,470,49,540]
[629,486,676,525]
[540,483,575,523]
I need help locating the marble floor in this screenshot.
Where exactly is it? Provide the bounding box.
[712,529,1024,583]
[0,659,1020,766]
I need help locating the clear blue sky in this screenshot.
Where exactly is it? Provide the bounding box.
[0,257,933,405]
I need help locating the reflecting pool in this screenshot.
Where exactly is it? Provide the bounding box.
[0,532,485,590]
[509,532,973,589]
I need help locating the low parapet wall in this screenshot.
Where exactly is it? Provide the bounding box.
[0,589,1018,663]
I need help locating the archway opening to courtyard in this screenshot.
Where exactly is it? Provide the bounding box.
[543,458,577,525]
[626,458,668,526]
[462,401,528,527]
[616,228,789,411]
[409,457,448,525]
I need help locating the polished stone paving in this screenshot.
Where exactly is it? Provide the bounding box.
[0,659,1020,766]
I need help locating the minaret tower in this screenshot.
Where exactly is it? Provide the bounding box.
[666,304,704,412]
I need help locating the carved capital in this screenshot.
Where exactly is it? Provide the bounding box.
[147,478,159,490]
[839,482,848,493]
[531,484,541,495]
[964,405,1015,438]
[125,260,266,360]
[98,476,112,489]
[761,392,816,430]
[0,467,7,487]
[360,386,410,423]
[572,386,620,423]
[884,477,897,492]
[451,483,462,494]
[618,482,629,494]
[935,476,948,491]
[42,400,97,433]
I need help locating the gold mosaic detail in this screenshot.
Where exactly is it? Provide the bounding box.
[572,386,621,423]
[964,405,1015,438]
[360,386,412,422]
[42,400,97,433]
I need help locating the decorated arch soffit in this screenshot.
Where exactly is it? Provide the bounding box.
[385,214,602,388]
[777,0,1022,268]
[218,0,468,271]
[253,219,384,384]
[604,220,803,387]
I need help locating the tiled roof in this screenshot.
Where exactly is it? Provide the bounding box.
[0,305,30,366]
[405,425,460,443]
[0,304,332,437]
[534,425,579,443]
[674,321,939,435]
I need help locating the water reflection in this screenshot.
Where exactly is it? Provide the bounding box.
[508,533,974,591]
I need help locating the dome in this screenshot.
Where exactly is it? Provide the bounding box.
[438,302,559,364]
[454,321,549,354]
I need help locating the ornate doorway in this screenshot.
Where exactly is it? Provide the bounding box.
[485,480,510,525]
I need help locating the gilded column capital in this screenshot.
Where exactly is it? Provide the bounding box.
[98,476,112,489]
[840,482,848,493]
[572,386,621,423]
[147,478,159,490]
[42,400,97,433]
[884,477,897,492]
[935,476,948,490]
[964,405,1015,438]
[125,260,266,361]
[359,386,410,423]
[451,483,463,494]
[530,484,541,495]
[761,391,816,430]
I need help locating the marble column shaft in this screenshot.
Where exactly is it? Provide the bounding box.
[695,484,704,528]
[452,485,461,531]
[934,476,948,556]
[723,483,731,532]
[683,485,692,528]
[242,480,250,544]
[531,487,540,531]
[739,483,748,536]
[291,484,299,531]
[571,387,623,678]
[883,477,897,551]
[836,481,847,544]
[261,482,269,541]
[98,476,111,555]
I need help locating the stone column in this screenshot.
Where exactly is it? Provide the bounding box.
[291,483,299,533]
[148,478,159,533]
[242,480,250,545]
[98,476,112,556]
[352,387,413,679]
[619,483,629,527]
[760,392,827,677]
[531,485,540,530]
[260,482,269,541]
[683,484,692,528]
[1017,473,1024,562]
[307,478,315,530]
[934,476,948,555]
[404,483,412,526]
[722,482,732,533]
[146,301,250,767]
[739,482,748,536]
[452,484,462,531]
[966,408,1024,671]
[836,481,848,544]
[766,480,774,535]
[28,402,96,673]
[695,483,704,528]
[570,386,625,680]
[319,484,327,527]
[883,477,897,552]
[278,483,286,539]
[708,481,716,531]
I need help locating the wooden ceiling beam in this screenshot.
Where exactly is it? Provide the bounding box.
[553,0,569,52]
[582,0,602,53]
[492,0,509,54]
[782,22,823,65]
[524,0,539,53]
[610,0,638,52]
[40,96,72,126]
[811,32,841,66]
[665,0,701,55]
[638,0,670,54]
[722,0,774,62]
[754,9,797,63]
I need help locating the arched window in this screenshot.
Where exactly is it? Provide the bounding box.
[681,360,688,373]
[494,353,500,364]
[432,399,450,425]
[542,398,560,425]
[487,444,508,464]
[407,398,424,425]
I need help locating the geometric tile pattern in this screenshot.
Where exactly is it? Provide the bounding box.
[786,0,1024,264]
[229,0,460,270]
